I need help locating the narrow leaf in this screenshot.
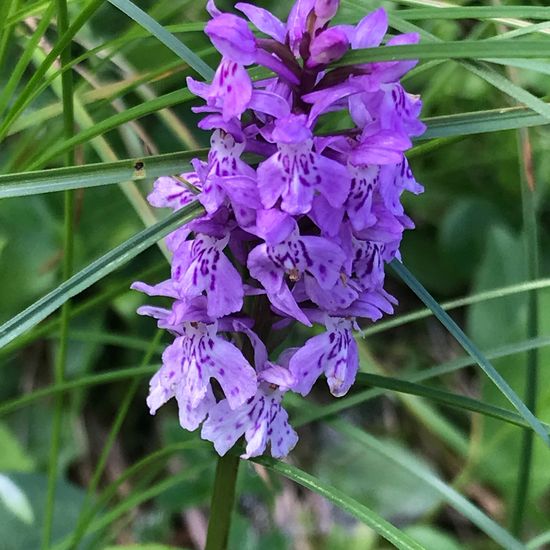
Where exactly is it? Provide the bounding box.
[253,457,427,550]
[391,261,550,447]
[0,202,205,349]
[107,0,214,80]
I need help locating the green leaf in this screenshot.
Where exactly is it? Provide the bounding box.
[391,261,550,447]
[333,421,525,550]
[107,0,214,80]
[253,457,427,550]
[0,150,207,198]
[0,202,205,349]
[421,104,550,140]
[337,41,550,65]
[399,6,550,21]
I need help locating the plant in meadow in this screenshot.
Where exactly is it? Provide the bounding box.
[133,0,425,459]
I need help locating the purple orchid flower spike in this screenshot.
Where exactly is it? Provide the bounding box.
[235,2,286,43]
[134,0,425,459]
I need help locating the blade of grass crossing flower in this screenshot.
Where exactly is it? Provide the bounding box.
[333,421,525,550]
[421,105,550,140]
[390,261,550,447]
[336,41,550,65]
[380,10,550,122]
[0,150,208,198]
[43,1,76,548]
[253,458,427,550]
[107,0,214,80]
[0,202,205,349]
[0,263,167,360]
[399,6,550,20]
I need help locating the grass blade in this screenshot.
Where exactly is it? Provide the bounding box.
[399,6,550,20]
[107,0,214,80]
[0,150,208,198]
[337,41,550,65]
[253,457,427,550]
[0,202,205,349]
[390,261,550,447]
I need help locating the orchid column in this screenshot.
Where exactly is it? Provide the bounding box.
[132,0,425,547]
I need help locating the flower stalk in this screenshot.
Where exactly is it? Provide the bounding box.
[205,453,241,550]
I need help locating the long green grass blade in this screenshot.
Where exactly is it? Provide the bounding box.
[399,6,550,20]
[107,0,214,80]
[0,202,205,349]
[334,421,525,550]
[337,41,550,66]
[0,150,207,198]
[391,261,550,447]
[421,104,550,139]
[253,457,427,550]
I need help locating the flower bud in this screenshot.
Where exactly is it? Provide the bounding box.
[205,14,257,65]
[315,0,339,21]
[308,27,349,67]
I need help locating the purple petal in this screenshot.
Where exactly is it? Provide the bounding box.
[208,337,258,409]
[351,8,388,49]
[176,386,216,431]
[205,14,257,65]
[288,332,329,395]
[249,90,291,119]
[235,3,286,43]
[308,27,349,67]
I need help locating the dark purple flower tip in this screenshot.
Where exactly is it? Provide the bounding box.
[272,114,311,144]
[205,14,257,65]
[307,26,349,67]
[314,0,339,21]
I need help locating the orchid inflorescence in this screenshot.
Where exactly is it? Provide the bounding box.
[132,0,425,459]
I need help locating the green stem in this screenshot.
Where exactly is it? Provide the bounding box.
[205,453,240,550]
[511,128,540,536]
[42,1,75,548]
